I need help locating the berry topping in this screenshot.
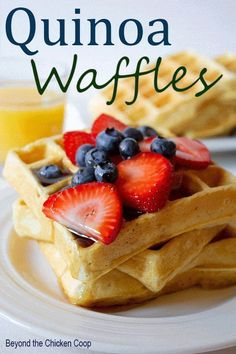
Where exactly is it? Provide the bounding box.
[75,144,94,167]
[96,128,124,154]
[139,137,156,152]
[43,182,122,244]
[64,131,95,165]
[92,113,127,138]
[151,138,176,159]
[172,137,211,169]
[85,147,109,169]
[39,165,63,179]
[137,126,158,138]
[119,138,140,160]
[37,165,66,185]
[94,162,118,183]
[123,127,143,142]
[71,167,95,186]
[116,152,173,213]
[110,154,123,165]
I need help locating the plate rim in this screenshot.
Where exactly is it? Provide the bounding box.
[202,136,236,153]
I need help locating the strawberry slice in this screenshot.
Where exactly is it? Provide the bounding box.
[92,114,127,137]
[63,131,95,165]
[43,191,60,219]
[172,137,211,169]
[139,137,156,152]
[42,182,122,245]
[116,152,173,213]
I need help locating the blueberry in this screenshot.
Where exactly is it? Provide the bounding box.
[75,144,94,167]
[71,167,95,186]
[119,138,140,160]
[39,165,63,179]
[96,128,124,154]
[94,162,118,183]
[151,138,176,158]
[37,165,64,185]
[85,147,109,168]
[137,126,158,138]
[123,127,143,142]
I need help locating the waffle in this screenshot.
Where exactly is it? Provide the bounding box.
[4,134,236,306]
[42,234,236,307]
[216,54,236,74]
[14,208,236,306]
[90,51,236,138]
[4,136,77,242]
[13,199,225,291]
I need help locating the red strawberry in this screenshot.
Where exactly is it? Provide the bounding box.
[92,114,127,137]
[63,131,95,165]
[43,192,60,219]
[116,152,173,213]
[139,137,156,152]
[42,182,122,245]
[172,137,211,169]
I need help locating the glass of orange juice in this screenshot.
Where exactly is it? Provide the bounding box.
[0,58,67,163]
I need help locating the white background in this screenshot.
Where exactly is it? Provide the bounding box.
[0,1,236,353]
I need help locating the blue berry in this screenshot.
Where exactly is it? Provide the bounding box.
[71,167,95,186]
[39,165,63,179]
[151,138,176,158]
[85,147,109,168]
[75,144,94,167]
[96,128,124,154]
[119,138,140,160]
[37,165,64,185]
[137,126,158,138]
[123,127,143,142]
[94,162,118,183]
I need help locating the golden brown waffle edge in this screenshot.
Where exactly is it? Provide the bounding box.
[89,51,236,138]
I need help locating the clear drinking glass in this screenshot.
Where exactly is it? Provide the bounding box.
[0,58,67,163]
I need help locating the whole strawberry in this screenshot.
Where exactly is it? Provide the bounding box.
[116,152,173,213]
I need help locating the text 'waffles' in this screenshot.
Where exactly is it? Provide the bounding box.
[5,7,223,103]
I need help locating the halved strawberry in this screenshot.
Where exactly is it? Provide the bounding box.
[42,182,122,245]
[92,114,127,137]
[116,152,173,213]
[172,137,211,169]
[139,137,156,152]
[63,131,95,165]
[43,191,61,219]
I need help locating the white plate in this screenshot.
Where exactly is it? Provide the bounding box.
[1,187,236,354]
[202,137,236,153]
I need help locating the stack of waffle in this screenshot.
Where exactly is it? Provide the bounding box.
[90,52,236,138]
[3,136,236,307]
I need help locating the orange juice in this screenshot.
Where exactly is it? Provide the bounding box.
[0,87,65,162]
